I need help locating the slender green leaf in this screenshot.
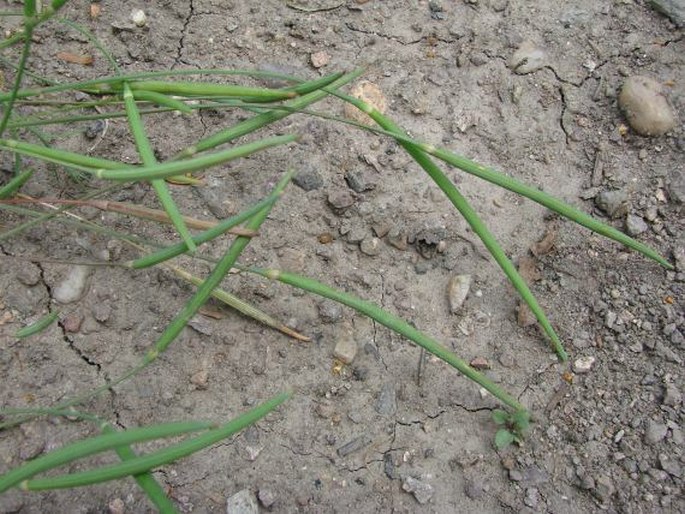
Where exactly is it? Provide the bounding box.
[249,267,525,412]
[0,421,215,493]
[122,82,196,252]
[14,310,59,338]
[22,391,291,491]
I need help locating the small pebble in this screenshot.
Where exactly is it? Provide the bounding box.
[573,355,595,374]
[386,226,408,250]
[618,76,677,136]
[310,50,330,68]
[293,168,323,191]
[16,265,41,286]
[645,420,668,444]
[257,488,276,509]
[402,476,434,504]
[509,41,547,74]
[327,190,355,211]
[190,369,209,389]
[337,434,372,457]
[469,357,490,370]
[318,301,342,323]
[625,214,649,236]
[130,9,147,27]
[593,475,615,502]
[360,237,381,256]
[524,487,539,508]
[595,189,629,218]
[447,274,471,313]
[108,498,125,514]
[226,489,258,514]
[376,382,397,416]
[333,331,358,364]
[53,266,92,304]
[464,479,484,499]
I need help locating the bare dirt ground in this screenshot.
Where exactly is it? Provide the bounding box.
[0,1,683,513]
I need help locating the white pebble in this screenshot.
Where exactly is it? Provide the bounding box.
[447,274,472,313]
[131,9,147,27]
[573,355,596,374]
[53,266,92,304]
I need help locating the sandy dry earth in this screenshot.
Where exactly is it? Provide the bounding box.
[0,1,683,513]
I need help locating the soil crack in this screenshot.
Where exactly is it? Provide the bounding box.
[174,0,195,67]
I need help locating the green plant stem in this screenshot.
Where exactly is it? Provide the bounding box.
[129,192,280,269]
[54,171,294,409]
[0,169,34,198]
[122,83,196,252]
[21,391,291,491]
[0,24,33,139]
[172,69,363,160]
[249,267,525,412]
[334,95,568,360]
[101,424,179,514]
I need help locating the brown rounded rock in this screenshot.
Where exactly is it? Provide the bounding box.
[618,76,677,136]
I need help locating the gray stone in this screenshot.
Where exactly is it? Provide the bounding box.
[318,301,342,323]
[360,237,382,256]
[645,420,668,444]
[226,489,258,514]
[625,214,649,236]
[293,168,323,191]
[663,384,682,406]
[618,76,677,136]
[345,170,375,193]
[53,266,92,304]
[649,0,685,26]
[334,331,358,364]
[387,226,408,250]
[337,434,372,457]
[257,488,276,509]
[594,475,615,502]
[659,453,683,478]
[16,265,41,286]
[595,190,629,218]
[376,382,397,416]
[327,190,355,211]
[524,487,539,508]
[464,479,484,499]
[402,476,434,504]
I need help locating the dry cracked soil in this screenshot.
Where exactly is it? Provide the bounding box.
[0,1,683,513]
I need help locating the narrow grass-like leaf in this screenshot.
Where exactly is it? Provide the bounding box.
[131,90,192,113]
[0,169,34,198]
[0,421,215,493]
[249,267,525,412]
[21,391,291,491]
[332,95,568,360]
[57,171,294,408]
[173,69,363,160]
[0,138,122,171]
[100,424,179,514]
[129,192,279,269]
[170,266,310,342]
[95,134,297,182]
[119,80,297,101]
[14,310,59,338]
[122,82,197,252]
